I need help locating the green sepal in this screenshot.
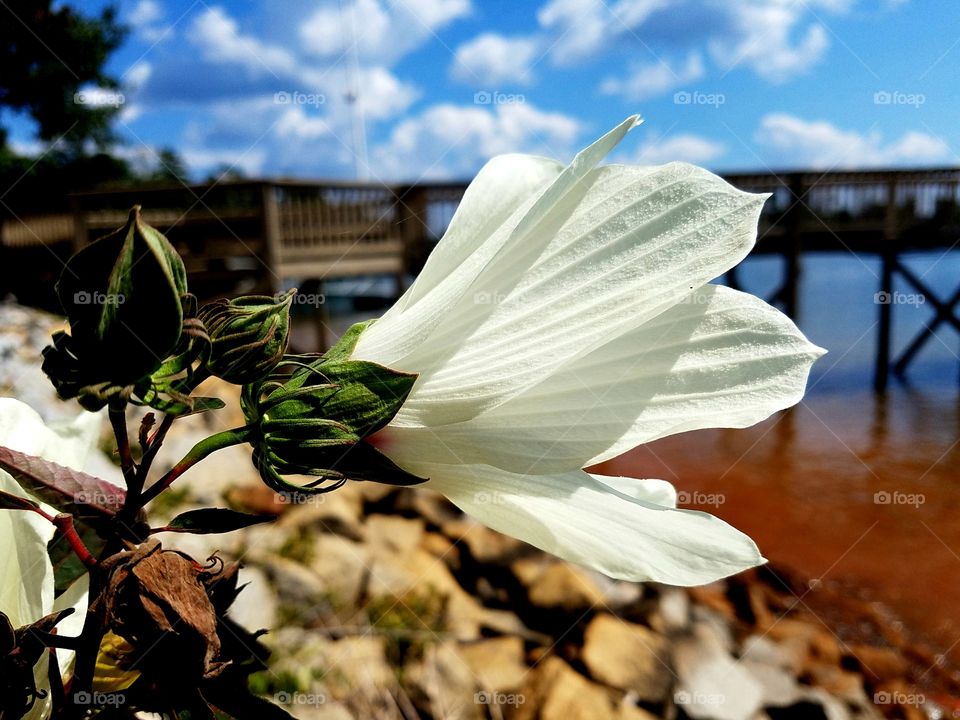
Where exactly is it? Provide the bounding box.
[321,319,375,361]
[198,290,294,384]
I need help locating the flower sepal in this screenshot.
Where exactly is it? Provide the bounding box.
[197,289,294,384]
[242,352,425,493]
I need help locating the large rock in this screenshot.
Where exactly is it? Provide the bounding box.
[674,622,764,720]
[405,641,484,720]
[513,656,653,720]
[459,637,528,693]
[511,557,609,613]
[581,614,673,702]
[444,518,525,564]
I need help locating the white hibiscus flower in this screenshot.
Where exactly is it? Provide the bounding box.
[351,117,824,585]
[0,399,99,719]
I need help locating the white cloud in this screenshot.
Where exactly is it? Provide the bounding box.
[452,34,540,86]
[190,6,298,77]
[536,0,842,82]
[179,146,269,177]
[755,113,953,168]
[299,0,470,65]
[624,133,726,165]
[126,0,173,43]
[601,53,705,100]
[374,102,582,180]
[536,0,609,65]
[709,3,829,82]
[124,61,153,90]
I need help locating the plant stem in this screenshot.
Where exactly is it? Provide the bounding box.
[136,425,255,509]
[109,406,139,499]
[52,513,97,568]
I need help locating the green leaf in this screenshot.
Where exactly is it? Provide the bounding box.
[0,445,125,524]
[163,508,276,534]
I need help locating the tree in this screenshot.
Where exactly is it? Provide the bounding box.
[0,0,125,154]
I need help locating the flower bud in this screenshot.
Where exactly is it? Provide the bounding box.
[43,206,188,407]
[197,290,294,384]
[241,344,425,493]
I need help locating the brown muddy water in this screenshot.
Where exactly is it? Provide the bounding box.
[597,387,960,668]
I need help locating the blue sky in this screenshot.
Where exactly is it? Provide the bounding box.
[16,0,960,181]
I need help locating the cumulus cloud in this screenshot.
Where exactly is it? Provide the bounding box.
[601,53,705,100]
[190,6,298,78]
[536,0,842,81]
[373,102,582,180]
[624,133,727,165]
[709,3,829,82]
[755,113,953,168]
[452,33,540,86]
[299,0,470,65]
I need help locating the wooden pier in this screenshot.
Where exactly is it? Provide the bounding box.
[1,168,958,391]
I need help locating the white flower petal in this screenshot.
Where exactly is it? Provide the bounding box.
[382,285,823,472]
[52,575,89,676]
[0,398,103,471]
[355,115,640,370]
[0,470,54,628]
[413,462,764,585]
[591,474,677,508]
[388,163,768,427]
[390,153,564,315]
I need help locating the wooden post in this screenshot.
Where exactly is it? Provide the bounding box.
[783,174,804,320]
[874,177,898,393]
[259,182,283,295]
[69,195,87,253]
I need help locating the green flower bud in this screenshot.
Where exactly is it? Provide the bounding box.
[42,206,188,408]
[197,290,294,384]
[241,335,425,494]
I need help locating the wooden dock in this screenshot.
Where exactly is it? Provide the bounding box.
[1,169,958,391]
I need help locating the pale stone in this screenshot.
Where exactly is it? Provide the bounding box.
[459,637,528,693]
[405,641,484,720]
[674,622,764,720]
[443,518,525,564]
[581,614,672,702]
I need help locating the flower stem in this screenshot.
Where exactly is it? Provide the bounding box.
[136,425,255,509]
[109,406,139,499]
